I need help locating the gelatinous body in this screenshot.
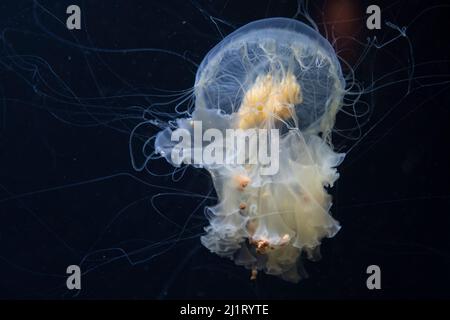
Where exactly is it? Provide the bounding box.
[155,18,346,282]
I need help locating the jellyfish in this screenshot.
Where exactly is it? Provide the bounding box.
[154,17,346,283]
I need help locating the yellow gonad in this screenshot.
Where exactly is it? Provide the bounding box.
[238,73,303,129]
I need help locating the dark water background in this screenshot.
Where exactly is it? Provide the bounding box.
[0,0,449,299]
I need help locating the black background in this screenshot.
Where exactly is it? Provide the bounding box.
[0,0,449,299]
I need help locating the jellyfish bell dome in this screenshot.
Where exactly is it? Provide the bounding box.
[194,17,345,136]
